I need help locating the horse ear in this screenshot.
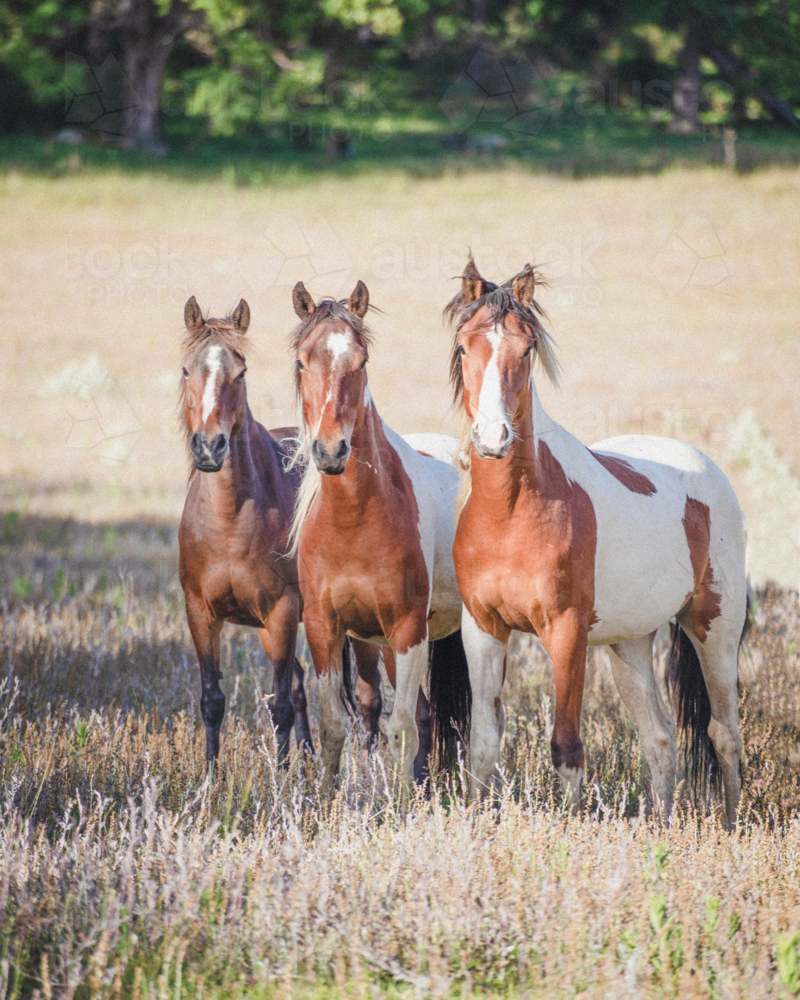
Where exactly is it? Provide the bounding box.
[462,257,485,303]
[348,280,369,319]
[293,281,316,319]
[184,296,203,332]
[514,265,536,306]
[231,299,250,334]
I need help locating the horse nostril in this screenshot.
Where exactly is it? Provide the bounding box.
[210,434,227,456]
[190,432,202,453]
[499,425,510,443]
[335,439,349,459]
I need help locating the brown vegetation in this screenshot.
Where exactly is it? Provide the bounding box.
[0,517,799,998]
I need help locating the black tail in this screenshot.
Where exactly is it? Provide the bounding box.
[341,637,359,717]
[666,622,720,797]
[428,630,472,772]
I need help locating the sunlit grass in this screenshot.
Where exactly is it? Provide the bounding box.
[0,519,799,998]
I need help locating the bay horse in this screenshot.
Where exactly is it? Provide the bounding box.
[289,279,471,790]
[178,296,382,769]
[445,258,747,827]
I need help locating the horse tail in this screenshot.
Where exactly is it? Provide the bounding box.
[341,637,359,717]
[428,630,472,772]
[666,622,721,798]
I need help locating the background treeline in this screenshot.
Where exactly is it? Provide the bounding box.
[1,0,800,155]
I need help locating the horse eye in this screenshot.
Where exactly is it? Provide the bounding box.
[236,368,247,381]
[359,359,367,370]
[457,345,466,356]
[523,347,532,359]
[296,359,305,371]
[181,367,189,377]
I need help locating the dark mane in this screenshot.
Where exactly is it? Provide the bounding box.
[443,268,559,407]
[290,299,373,399]
[179,313,249,484]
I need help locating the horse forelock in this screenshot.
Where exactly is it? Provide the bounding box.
[444,281,559,400]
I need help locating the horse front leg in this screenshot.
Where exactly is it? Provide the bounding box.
[386,639,429,799]
[260,591,302,765]
[351,638,383,744]
[541,608,589,814]
[185,595,225,774]
[462,607,508,803]
[305,624,349,786]
[291,656,314,755]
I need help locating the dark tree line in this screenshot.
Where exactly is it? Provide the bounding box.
[1,0,799,149]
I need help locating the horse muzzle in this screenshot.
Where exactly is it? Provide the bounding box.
[471,421,511,460]
[312,437,351,475]
[190,431,229,471]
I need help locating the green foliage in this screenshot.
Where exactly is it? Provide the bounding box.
[2,0,800,144]
[778,933,800,996]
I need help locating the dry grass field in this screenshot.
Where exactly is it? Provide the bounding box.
[1,163,800,998]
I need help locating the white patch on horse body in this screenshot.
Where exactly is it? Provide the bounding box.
[474,324,512,450]
[327,332,351,363]
[364,383,372,408]
[201,344,223,424]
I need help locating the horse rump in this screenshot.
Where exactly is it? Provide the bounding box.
[428,630,472,772]
[666,622,721,798]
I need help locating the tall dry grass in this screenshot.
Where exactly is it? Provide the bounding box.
[1,518,799,999]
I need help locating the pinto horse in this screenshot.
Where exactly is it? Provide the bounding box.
[445,258,747,826]
[289,280,471,788]
[178,297,382,768]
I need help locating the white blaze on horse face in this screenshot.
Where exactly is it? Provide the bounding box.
[202,344,224,424]
[474,324,512,453]
[313,332,349,434]
[327,332,351,364]
[314,388,333,436]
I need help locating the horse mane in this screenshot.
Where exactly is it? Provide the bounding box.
[286,298,374,556]
[179,313,249,484]
[443,267,561,513]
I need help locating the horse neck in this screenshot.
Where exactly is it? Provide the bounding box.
[469,376,558,516]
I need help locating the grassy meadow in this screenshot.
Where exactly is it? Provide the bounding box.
[1,155,800,997]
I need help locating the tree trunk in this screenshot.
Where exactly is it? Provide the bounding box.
[114,0,198,154]
[705,40,800,131]
[670,19,702,134]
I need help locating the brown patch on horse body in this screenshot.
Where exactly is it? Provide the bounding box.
[589,451,657,496]
[299,404,430,665]
[416,450,433,459]
[681,496,722,642]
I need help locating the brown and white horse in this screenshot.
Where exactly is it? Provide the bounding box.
[289,280,471,789]
[445,258,747,826]
[178,297,382,769]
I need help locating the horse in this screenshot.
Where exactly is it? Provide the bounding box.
[177,296,383,769]
[288,279,472,790]
[444,257,747,827]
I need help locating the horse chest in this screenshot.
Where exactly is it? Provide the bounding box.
[301,499,429,649]
[456,496,593,637]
